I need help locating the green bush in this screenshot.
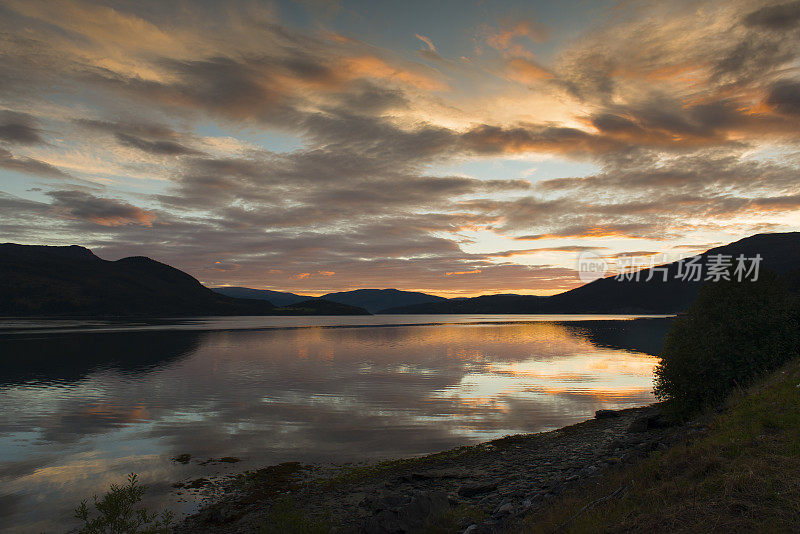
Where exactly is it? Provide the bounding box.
[74,473,173,534]
[654,271,799,416]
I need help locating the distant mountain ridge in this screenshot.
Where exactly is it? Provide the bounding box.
[318,288,447,313]
[382,232,800,314]
[211,287,312,307]
[6,232,798,317]
[0,244,369,317]
[213,287,447,313]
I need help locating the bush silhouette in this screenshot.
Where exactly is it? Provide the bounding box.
[74,473,173,534]
[654,271,799,416]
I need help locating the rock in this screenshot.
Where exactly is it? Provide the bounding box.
[458,481,498,498]
[629,412,674,432]
[627,416,649,432]
[493,502,514,516]
[595,409,620,419]
[363,491,449,534]
[648,414,673,429]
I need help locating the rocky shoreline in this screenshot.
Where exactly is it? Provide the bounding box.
[176,405,693,533]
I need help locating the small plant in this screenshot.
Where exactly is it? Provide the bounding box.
[74,473,173,534]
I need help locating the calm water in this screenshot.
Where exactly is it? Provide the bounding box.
[0,315,671,533]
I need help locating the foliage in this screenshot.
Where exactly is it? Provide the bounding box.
[654,270,798,416]
[74,473,173,534]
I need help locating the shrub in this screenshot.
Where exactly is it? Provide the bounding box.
[74,473,173,534]
[654,271,799,416]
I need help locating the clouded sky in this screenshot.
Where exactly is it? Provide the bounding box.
[1,0,799,296]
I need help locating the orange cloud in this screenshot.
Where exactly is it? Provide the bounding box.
[507,58,553,83]
[486,19,550,58]
[445,269,482,276]
[88,210,156,227]
[415,34,437,52]
[342,55,446,90]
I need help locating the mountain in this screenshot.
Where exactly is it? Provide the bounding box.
[211,287,444,313]
[383,232,800,314]
[212,287,310,306]
[320,288,447,313]
[0,244,368,317]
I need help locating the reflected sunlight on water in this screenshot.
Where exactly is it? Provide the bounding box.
[0,316,671,533]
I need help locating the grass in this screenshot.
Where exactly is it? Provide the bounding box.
[420,503,487,533]
[518,359,800,533]
[319,444,487,487]
[258,496,331,534]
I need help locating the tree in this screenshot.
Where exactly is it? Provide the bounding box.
[654,270,798,416]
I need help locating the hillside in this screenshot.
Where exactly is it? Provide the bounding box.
[0,244,368,317]
[519,359,800,533]
[383,232,800,314]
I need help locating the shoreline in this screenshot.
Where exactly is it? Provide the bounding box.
[175,404,689,533]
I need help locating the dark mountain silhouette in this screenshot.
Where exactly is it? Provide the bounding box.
[213,287,446,313]
[382,232,800,314]
[212,287,311,306]
[0,244,368,317]
[320,289,447,313]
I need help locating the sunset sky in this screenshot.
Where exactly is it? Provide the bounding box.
[1,0,799,296]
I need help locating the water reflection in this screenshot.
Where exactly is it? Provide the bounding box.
[0,317,670,533]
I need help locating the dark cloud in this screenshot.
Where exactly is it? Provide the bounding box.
[460,124,619,156]
[47,191,157,227]
[0,148,70,178]
[0,111,44,145]
[75,119,181,139]
[743,1,800,30]
[766,79,800,116]
[712,36,789,82]
[115,133,202,156]
[591,114,644,136]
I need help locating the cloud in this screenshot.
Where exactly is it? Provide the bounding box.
[415,34,437,52]
[485,246,610,257]
[0,111,44,144]
[445,269,481,276]
[766,79,800,116]
[115,133,203,156]
[743,1,800,30]
[0,0,799,296]
[506,58,552,83]
[485,20,550,55]
[47,190,157,227]
[0,148,70,178]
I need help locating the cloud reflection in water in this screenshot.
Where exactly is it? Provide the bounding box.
[0,318,668,532]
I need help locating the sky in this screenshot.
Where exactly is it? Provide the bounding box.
[0,0,799,297]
